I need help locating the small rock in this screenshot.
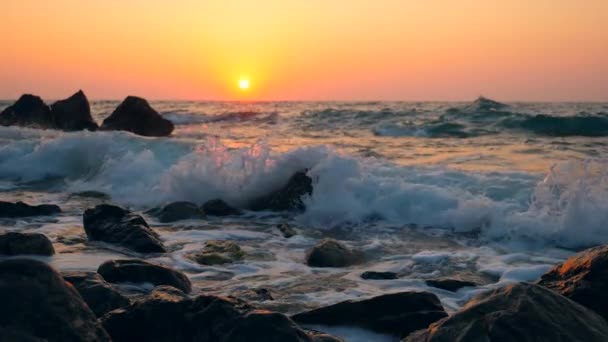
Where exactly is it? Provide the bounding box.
[277,223,297,238]
[0,94,54,128]
[249,171,313,211]
[0,201,61,217]
[234,288,274,302]
[70,190,111,200]
[50,90,98,131]
[101,96,174,137]
[62,271,130,317]
[306,239,363,268]
[0,232,55,256]
[155,201,205,222]
[425,278,478,292]
[201,199,241,216]
[361,271,398,280]
[98,259,192,293]
[190,240,244,266]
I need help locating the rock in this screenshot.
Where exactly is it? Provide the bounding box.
[306,239,363,268]
[292,291,447,337]
[202,199,241,216]
[69,190,111,200]
[0,94,54,128]
[406,283,608,342]
[0,259,110,341]
[101,96,174,137]
[361,271,398,280]
[277,223,297,238]
[233,288,274,302]
[83,204,166,253]
[50,90,98,131]
[0,232,55,256]
[0,201,61,217]
[98,259,192,293]
[537,245,608,321]
[62,271,130,317]
[249,171,313,211]
[190,240,244,265]
[425,278,478,292]
[155,201,205,222]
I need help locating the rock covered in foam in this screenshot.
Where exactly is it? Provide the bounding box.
[0,94,54,128]
[50,90,98,131]
[0,201,61,217]
[249,171,313,211]
[62,271,130,317]
[306,239,363,268]
[0,232,55,256]
[101,96,174,137]
[98,259,192,293]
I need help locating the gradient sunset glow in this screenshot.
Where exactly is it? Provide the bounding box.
[2,0,607,101]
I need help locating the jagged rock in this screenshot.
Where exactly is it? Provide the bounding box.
[306,239,363,268]
[0,201,61,217]
[292,291,447,337]
[202,199,241,216]
[101,96,174,137]
[0,259,110,341]
[425,278,478,292]
[190,240,244,265]
[406,283,608,342]
[0,232,54,256]
[62,271,130,317]
[277,223,297,238]
[361,271,398,280]
[0,94,54,128]
[83,204,166,253]
[98,259,192,293]
[50,90,98,131]
[154,201,205,222]
[249,171,313,211]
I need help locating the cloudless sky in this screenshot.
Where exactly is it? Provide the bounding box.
[1,0,607,101]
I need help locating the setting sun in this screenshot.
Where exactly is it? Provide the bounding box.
[238,79,250,90]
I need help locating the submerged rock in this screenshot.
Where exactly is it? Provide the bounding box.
[50,90,98,131]
[62,271,130,317]
[0,259,110,341]
[425,277,478,292]
[98,259,192,293]
[0,94,54,128]
[537,245,608,321]
[292,291,447,337]
[0,201,61,217]
[101,96,174,137]
[249,171,313,211]
[155,201,205,222]
[277,223,297,238]
[0,232,55,256]
[202,199,241,216]
[361,271,398,280]
[306,239,363,268]
[407,283,608,342]
[190,240,244,265]
[83,204,166,253]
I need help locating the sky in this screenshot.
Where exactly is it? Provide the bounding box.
[1,0,607,101]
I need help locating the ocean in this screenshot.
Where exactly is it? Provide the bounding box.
[1,98,608,341]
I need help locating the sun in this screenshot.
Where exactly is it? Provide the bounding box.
[238,79,250,90]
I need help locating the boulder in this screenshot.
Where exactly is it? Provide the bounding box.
[0,259,110,341]
[249,171,313,211]
[277,223,297,238]
[202,199,241,216]
[425,278,478,292]
[0,232,55,256]
[50,90,98,131]
[537,245,608,321]
[406,283,608,342]
[0,201,61,217]
[83,204,166,253]
[62,271,130,317]
[361,271,398,280]
[306,239,363,268]
[190,240,244,266]
[155,201,205,222]
[292,291,447,337]
[101,96,174,137]
[98,259,192,293]
[0,94,54,128]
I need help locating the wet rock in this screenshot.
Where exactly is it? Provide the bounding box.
[233,287,274,302]
[0,201,61,217]
[307,331,344,342]
[0,94,54,128]
[277,223,297,238]
[50,90,98,131]
[101,96,174,137]
[83,204,166,253]
[425,277,478,292]
[202,199,241,216]
[306,239,363,268]
[249,171,313,211]
[406,283,608,342]
[361,271,398,280]
[537,245,608,320]
[98,259,192,293]
[70,190,111,200]
[0,232,55,256]
[190,240,244,265]
[155,201,205,222]
[62,271,130,317]
[0,259,110,341]
[292,291,447,337]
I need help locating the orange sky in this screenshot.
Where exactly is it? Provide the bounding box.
[1,0,607,101]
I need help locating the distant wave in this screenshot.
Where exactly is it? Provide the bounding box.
[500,114,608,137]
[163,111,278,125]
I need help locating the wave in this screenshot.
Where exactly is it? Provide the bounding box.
[500,114,608,137]
[373,121,491,138]
[163,111,278,125]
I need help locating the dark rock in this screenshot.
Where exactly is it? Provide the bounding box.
[277,223,297,238]
[69,190,111,200]
[202,199,241,216]
[62,271,130,317]
[361,271,398,280]
[425,278,478,292]
[155,201,205,222]
[249,171,313,211]
[83,204,166,253]
[101,96,174,137]
[190,240,244,265]
[306,239,363,268]
[292,291,447,337]
[0,259,110,341]
[307,331,344,342]
[233,288,274,302]
[50,90,98,131]
[0,201,61,217]
[537,245,608,321]
[98,259,192,293]
[0,232,54,256]
[0,94,54,128]
[406,283,608,342]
